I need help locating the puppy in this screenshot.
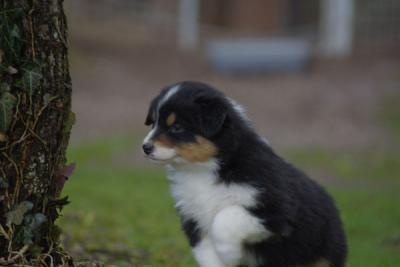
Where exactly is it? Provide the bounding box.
[142,81,347,267]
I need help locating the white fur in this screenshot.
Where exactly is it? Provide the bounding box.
[260,136,270,145]
[211,206,271,266]
[167,160,270,267]
[143,127,156,144]
[152,146,176,161]
[228,97,247,120]
[193,237,226,267]
[167,161,258,231]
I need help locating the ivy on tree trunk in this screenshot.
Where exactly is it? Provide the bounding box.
[0,0,74,265]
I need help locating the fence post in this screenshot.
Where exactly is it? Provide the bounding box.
[178,0,200,50]
[320,0,354,57]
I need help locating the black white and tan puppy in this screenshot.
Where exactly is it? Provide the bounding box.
[142,81,347,267]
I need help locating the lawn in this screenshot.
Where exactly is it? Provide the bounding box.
[60,136,400,267]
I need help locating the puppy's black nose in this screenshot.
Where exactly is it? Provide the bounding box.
[142,143,154,155]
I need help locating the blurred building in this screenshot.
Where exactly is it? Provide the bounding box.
[200,0,319,35]
[201,0,399,57]
[67,0,399,57]
[65,0,399,145]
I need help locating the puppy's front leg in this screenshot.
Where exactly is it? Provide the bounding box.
[210,206,272,267]
[193,237,227,267]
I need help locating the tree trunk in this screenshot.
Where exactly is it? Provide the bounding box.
[0,0,74,265]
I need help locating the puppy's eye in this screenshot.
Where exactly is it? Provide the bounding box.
[170,124,185,134]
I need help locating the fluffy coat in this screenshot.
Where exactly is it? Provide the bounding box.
[142,81,347,267]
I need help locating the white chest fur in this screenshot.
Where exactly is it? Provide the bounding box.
[167,162,259,235]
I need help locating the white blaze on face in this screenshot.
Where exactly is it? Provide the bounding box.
[143,84,181,161]
[159,84,180,108]
[143,127,156,144]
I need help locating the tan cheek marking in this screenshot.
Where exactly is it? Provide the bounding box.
[307,259,331,267]
[154,134,174,148]
[176,136,218,163]
[166,112,176,126]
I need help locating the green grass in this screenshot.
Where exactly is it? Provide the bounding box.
[334,188,400,267]
[61,138,195,266]
[60,137,400,266]
[285,147,400,182]
[61,166,193,266]
[380,93,400,135]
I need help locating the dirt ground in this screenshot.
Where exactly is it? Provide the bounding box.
[68,21,400,154]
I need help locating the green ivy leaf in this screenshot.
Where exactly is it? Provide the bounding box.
[0,82,10,94]
[0,176,8,188]
[0,91,17,132]
[0,8,25,65]
[5,201,33,227]
[32,213,47,227]
[16,64,42,96]
[19,225,34,245]
[48,196,70,210]
[18,213,47,245]
[10,24,21,39]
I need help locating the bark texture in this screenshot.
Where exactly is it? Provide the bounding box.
[0,0,73,265]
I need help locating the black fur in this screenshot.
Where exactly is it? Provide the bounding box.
[181,218,201,247]
[146,81,347,267]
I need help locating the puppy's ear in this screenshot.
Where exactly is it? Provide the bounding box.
[145,96,160,126]
[195,96,227,137]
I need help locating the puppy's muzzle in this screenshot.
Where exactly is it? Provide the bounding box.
[142,143,154,155]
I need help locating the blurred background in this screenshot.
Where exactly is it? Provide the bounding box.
[59,0,400,266]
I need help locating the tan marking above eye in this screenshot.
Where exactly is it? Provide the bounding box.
[176,136,218,163]
[166,112,176,126]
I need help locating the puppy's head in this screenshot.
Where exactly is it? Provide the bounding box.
[142,81,228,164]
